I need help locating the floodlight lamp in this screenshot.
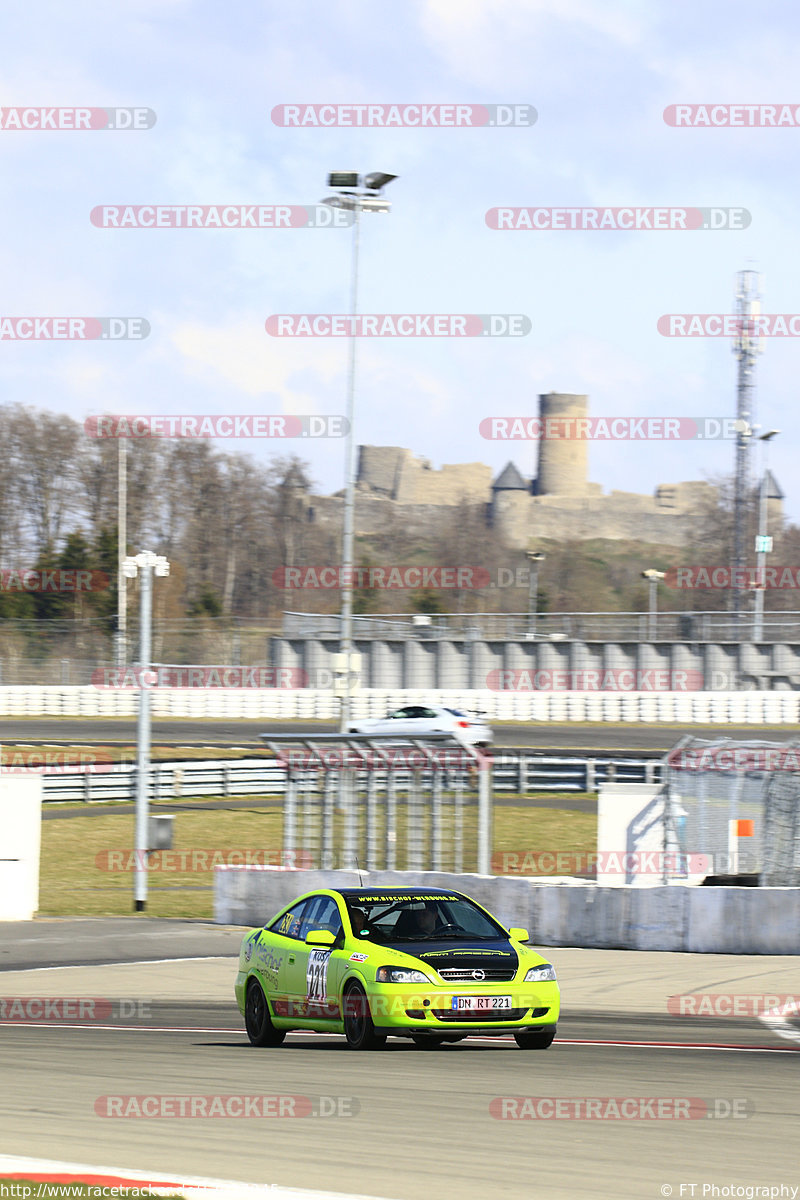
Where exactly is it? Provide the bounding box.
[327,171,360,189]
[363,172,398,192]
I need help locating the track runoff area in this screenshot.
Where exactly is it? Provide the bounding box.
[1,920,799,1200]
[4,723,800,1198]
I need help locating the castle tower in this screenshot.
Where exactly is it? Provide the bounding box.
[536,393,589,496]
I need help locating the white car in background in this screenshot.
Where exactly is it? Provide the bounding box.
[347,704,492,747]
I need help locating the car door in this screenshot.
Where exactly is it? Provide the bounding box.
[369,706,414,736]
[282,894,346,1022]
[262,898,311,1021]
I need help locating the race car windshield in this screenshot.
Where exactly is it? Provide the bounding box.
[347,897,506,942]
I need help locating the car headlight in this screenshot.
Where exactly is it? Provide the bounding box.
[524,964,557,983]
[375,966,431,984]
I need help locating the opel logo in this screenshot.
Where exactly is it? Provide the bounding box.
[471,969,485,980]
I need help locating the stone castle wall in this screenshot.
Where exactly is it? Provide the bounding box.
[357,447,492,505]
[307,443,781,550]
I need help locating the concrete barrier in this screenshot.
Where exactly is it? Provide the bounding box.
[214,867,800,953]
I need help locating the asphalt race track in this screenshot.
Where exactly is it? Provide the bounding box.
[3,716,798,751]
[1,923,799,1200]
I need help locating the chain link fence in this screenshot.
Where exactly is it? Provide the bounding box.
[664,736,800,883]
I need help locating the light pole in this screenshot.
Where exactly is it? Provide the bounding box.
[753,429,780,642]
[732,270,763,630]
[322,170,397,732]
[123,551,170,912]
[115,438,127,671]
[641,569,666,641]
[526,551,545,637]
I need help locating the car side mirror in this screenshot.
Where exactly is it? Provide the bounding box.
[305,929,336,947]
[508,927,530,943]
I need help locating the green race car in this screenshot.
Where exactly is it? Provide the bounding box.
[235,886,559,1050]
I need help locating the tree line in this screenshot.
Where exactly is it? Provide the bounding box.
[0,402,795,627]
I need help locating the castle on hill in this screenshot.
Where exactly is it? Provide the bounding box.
[309,393,783,549]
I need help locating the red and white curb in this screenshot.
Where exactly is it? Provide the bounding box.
[0,1157,393,1200]
[757,999,800,1045]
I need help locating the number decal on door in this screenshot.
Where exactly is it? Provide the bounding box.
[306,949,332,1001]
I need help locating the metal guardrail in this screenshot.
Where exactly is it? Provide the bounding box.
[39,751,663,803]
[283,610,800,644]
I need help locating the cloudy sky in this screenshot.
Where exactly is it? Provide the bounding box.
[2,0,799,520]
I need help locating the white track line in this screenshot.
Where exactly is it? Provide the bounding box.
[757,999,800,1044]
[1,957,236,973]
[0,1024,796,1051]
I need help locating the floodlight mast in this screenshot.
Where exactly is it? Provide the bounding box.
[322,171,397,733]
[124,552,170,912]
[732,270,763,629]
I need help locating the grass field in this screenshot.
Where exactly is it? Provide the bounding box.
[39,796,597,919]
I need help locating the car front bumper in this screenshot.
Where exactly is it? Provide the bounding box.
[365,981,560,1034]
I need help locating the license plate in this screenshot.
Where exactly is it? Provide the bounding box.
[451,995,513,1012]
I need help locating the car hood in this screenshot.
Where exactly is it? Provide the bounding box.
[382,937,519,972]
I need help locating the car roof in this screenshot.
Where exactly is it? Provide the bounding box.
[338,887,468,900]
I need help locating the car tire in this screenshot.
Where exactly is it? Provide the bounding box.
[244,977,285,1047]
[342,983,386,1051]
[514,1026,557,1050]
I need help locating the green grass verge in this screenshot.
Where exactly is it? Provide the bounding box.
[39,797,597,918]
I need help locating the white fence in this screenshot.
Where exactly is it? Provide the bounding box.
[1,686,800,721]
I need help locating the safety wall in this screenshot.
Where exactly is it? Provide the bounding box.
[272,635,800,691]
[0,686,799,722]
[214,866,800,954]
[0,775,43,920]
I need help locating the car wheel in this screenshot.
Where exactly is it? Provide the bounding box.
[244,977,285,1047]
[514,1026,556,1050]
[342,983,386,1051]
